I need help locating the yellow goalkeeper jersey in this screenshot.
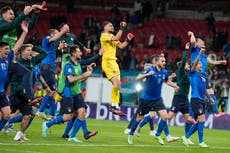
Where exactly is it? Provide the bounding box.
[100,32,120,60]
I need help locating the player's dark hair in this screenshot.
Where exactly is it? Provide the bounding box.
[18,44,33,54]
[0,41,9,48]
[102,21,110,29]
[0,6,12,17]
[68,45,79,55]
[58,22,67,29]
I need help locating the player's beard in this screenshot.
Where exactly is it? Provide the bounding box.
[108,30,114,34]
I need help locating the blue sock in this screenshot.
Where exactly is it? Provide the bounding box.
[0,118,7,130]
[8,123,13,129]
[139,115,151,128]
[39,95,49,112]
[198,122,205,143]
[47,96,56,116]
[127,111,138,129]
[70,118,82,138]
[81,119,89,135]
[156,119,167,137]
[148,119,154,130]
[46,115,64,128]
[185,122,192,134]
[210,94,219,114]
[129,119,139,135]
[8,114,23,124]
[163,122,170,137]
[186,123,198,138]
[63,116,76,136]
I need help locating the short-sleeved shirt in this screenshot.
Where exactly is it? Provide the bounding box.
[62,64,74,98]
[62,62,82,97]
[41,36,56,65]
[141,66,169,101]
[0,50,14,92]
[189,71,207,101]
[190,46,208,74]
[100,32,120,60]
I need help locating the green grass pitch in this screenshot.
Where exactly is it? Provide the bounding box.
[0,118,229,153]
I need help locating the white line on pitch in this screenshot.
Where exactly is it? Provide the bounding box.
[0,148,44,153]
[0,143,230,150]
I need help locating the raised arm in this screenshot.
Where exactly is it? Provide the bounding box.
[112,22,127,41]
[181,42,189,67]
[191,48,205,72]
[207,56,227,65]
[79,48,104,65]
[116,33,134,49]
[187,31,196,47]
[0,6,32,32]
[67,63,95,83]
[136,70,154,80]
[166,79,179,92]
[32,46,48,64]
[12,21,28,53]
[27,12,39,29]
[49,24,69,43]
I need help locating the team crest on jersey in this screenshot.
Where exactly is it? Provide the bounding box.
[199,108,203,114]
[68,68,73,73]
[113,70,116,74]
[158,78,161,84]
[74,69,78,74]
[107,34,111,39]
[201,76,206,82]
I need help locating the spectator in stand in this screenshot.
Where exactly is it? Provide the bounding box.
[93,17,102,40]
[129,10,139,28]
[218,98,226,112]
[222,42,230,58]
[213,28,221,51]
[110,4,120,17]
[139,54,150,69]
[198,32,204,40]
[160,0,167,17]
[220,79,229,102]
[122,51,131,70]
[166,34,174,49]
[205,33,213,51]
[142,0,153,22]
[129,52,138,70]
[137,31,146,48]
[205,12,216,33]
[148,32,155,48]
[84,15,94,30]
[133,0,142,22]
[174,35,182,50]
[66,0,75,13]
[79,29,87,46]
[219,28,228,49]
